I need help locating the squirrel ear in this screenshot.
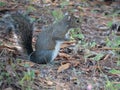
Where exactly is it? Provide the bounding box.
[65,12,68,16]
[64,12,71,21]
[67,16,71,21]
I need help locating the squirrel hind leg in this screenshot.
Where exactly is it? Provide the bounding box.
[30,50,53,64]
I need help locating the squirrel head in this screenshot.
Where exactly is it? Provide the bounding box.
[63,14,81,28]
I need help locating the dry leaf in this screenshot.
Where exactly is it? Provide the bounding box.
[61,41,75,48]
[60,44,70,48]
[58,53,70,59]
[61,60,80,67]
[55,85,62,90]
[34,70,40,76]
[45,80,53,86]
[71,77,77,81]
[44,0,52,3]
[4,87,13,90]
[57,63,71,73]
[63,41,76,44]
[103,54,110,60]
[71,60,80,67]
[19,61,35,67]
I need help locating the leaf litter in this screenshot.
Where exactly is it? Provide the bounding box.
[0,0,120,90]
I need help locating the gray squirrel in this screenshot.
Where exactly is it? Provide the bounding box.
[0,12,81,64]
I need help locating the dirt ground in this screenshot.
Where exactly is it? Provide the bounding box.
[0,0,120,90]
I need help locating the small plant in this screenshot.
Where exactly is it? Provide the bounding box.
[109,69,120,74]
[51,9,64,22]
[0,2,6,7]
[89,41,97,48]
[0,62,18,88]
[93,53,104,61]
[117,57,120,66]
[60,0,69,7]
[70,28,84,40]
[27,5,36,13]
[19,64,35,90]
[107,21,113,28]
[0,71,11,83]
[105,80,120,90]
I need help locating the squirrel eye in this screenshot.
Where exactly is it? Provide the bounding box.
[76,19,80,23]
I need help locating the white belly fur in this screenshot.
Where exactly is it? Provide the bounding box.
[51,41,63,61]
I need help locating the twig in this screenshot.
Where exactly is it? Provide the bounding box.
[99,47,120,51]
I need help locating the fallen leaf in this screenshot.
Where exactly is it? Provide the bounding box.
[58,53,70,59]
[4,87,13,90]
[57,63,71,73]
[19,61,35,67]
[60,41,76,48]
[103,54,110,60]
[71,77,77,81]
[70,60,80,67]
[56,84,62,90]
[56,82,66,89]
[61,60,80,67]
[45,80,53,86]
[34,70,40,76]
[60,44,70,48]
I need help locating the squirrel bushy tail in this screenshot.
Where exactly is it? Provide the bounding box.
[10,13,33,55]
[1,12,33,55]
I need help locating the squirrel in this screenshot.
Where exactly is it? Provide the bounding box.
[0,12,81,64]
[30,15,81,64]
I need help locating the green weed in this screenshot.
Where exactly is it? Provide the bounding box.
[51,9,64,22]
[0,2,6,7]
